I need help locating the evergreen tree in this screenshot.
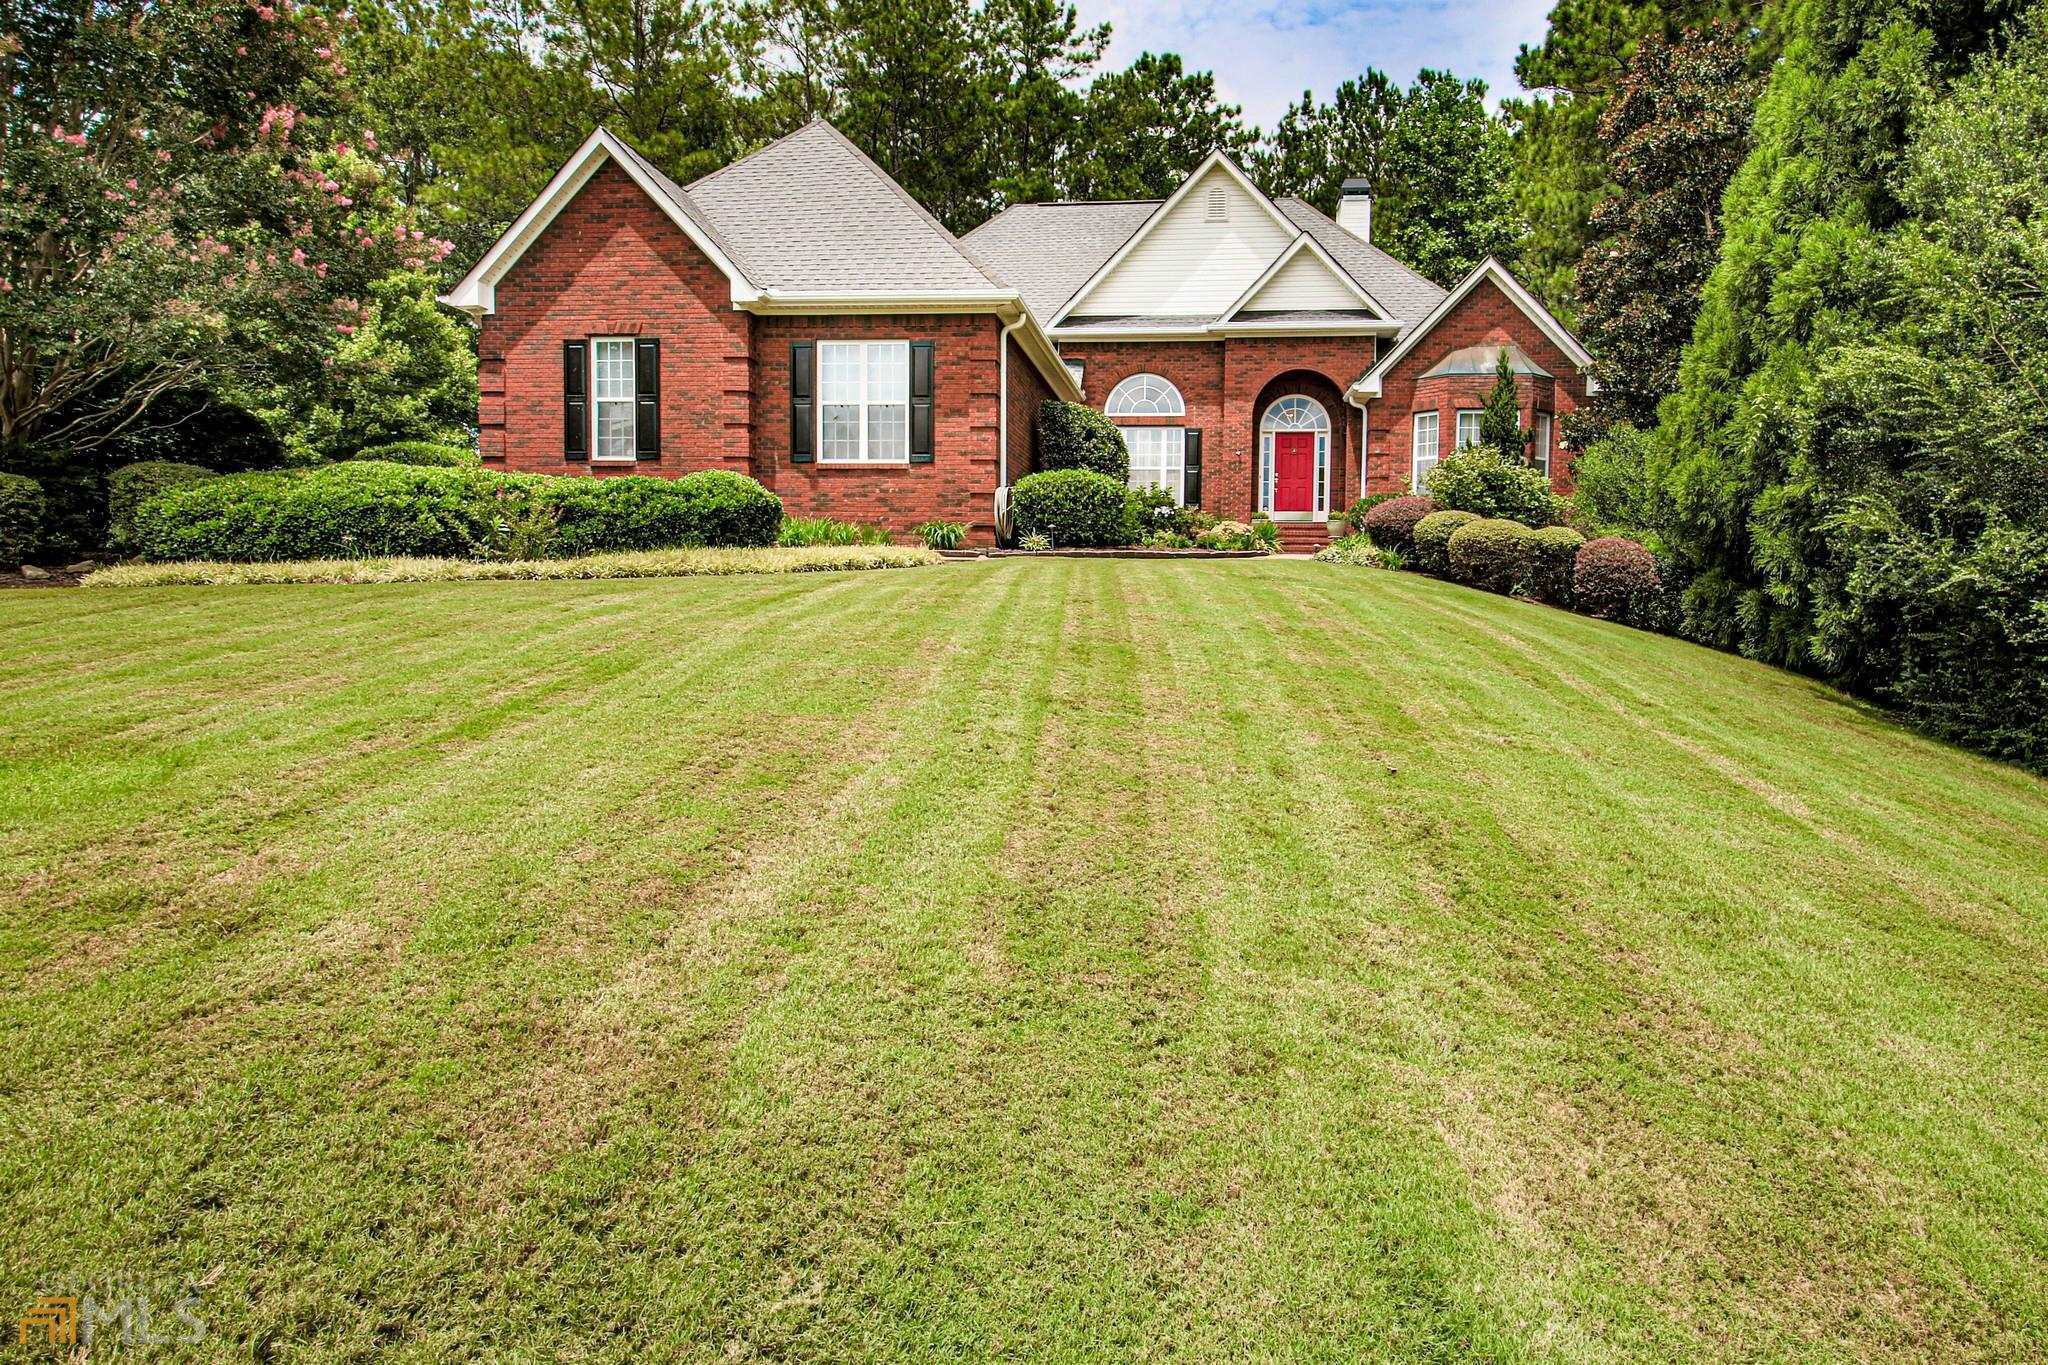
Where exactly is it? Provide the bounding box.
[1065,53,1255,200]
[1478,349,1530,461]
[1251,71,1402,214]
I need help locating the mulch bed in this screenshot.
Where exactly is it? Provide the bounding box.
[1,565,90,589]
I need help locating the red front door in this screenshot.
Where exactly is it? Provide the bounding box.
[1273,432,1316,514]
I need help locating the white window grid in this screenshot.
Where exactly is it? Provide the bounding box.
[1121,426,1186,504]
[1455,409,1484,451]
[819,341,910,463]
[1104,373,1184,418]
[1412,411,1439,492]
[592,337,636,462]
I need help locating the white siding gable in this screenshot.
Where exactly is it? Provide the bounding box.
[1069,166,1294,318]
[1238,246,1366,312]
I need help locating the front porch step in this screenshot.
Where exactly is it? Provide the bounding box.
[1273,521,1334,553]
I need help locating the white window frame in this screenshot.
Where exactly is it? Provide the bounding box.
[1121,426,1186,504]
[1064,359,1086,398]
[1411,411,1439,492]
[817,339,911,465]
[1104,373,1185,418]
[591,336,638,463]
[1534,412,1553,479]
[1258,395,1330,518]
[1455,409,1485,452]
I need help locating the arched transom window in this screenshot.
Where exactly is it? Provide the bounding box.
[1261,395,1329,432]
[1104,373,1185,418]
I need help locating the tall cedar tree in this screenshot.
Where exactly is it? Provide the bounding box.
[1478,349,1530,461]
[1574,22,1758,433]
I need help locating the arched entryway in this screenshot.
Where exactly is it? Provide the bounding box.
[1252,370,1350,522]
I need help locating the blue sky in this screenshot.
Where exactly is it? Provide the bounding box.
[1089,0,1556,127]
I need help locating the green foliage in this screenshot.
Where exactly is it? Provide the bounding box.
[1526,525,1586,602]
[0,472,46,564]
[915,520,968,551]
[1066,54,1256,200]
[279,272,478,461]
[1123,484,1180,543]
[347,441,477,467]
[1011,468,1130,547]
[1314,533,1402,568]
[1346,492,1402,531]
[1447,518,1534,594]
[1036,400,1129,480]
[1017,530,1053,552]
[1574,535,1660,621]
[131,463,781,561]
[1568,424,1662,538]
[107,461,216,555]
[1477,349,1530,460]
[1425,447,1559,526]
[1361,494,1438,549]
[1410,509,1479,575]
[779,516,891,547]
[1194,518,1278,552]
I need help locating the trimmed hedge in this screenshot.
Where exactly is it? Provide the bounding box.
[1036,400,1129,480]
[1362,494,1438,550]
[1425,446,1561,526]
[1447,518,1533,594]
[1575,536,1660,620]
[1410,509,1479,576]
[107,461,217,554]
[346,440,478,467]
[0,473,47,565]
[1011,468,1130,547]
[1526,525,1586,602]
[131,461,782,562]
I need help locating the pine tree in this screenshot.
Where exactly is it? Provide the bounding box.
[1478,350,1530,462]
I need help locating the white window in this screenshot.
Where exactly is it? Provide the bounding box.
[1122,426,1186,503]
[1411,411,1439,492]
[1455,409,1484,451]
[1064,359,1086,397]
[592,337,637,462]
[818,341,910,463]
[1104,373,1184,418]
[1534,412,1553,478]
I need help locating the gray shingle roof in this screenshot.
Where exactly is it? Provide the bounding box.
[1274,198,1447,337]
[678,120,1004,297]
[1232,309,1387,326]
[1423,342,1550,378]
[959,200,1161,321]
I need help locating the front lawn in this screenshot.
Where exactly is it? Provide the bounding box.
[2,559,2042,1360]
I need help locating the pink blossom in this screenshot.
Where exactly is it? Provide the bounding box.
[334,196,352,206]
[336,142,351,156]
[363,130,378,150]
[336,323,355,334]
[255,4,275,19]
[291,247,307,265]
[156,149,171,163]
[125,178,139,190]
[316,46,331,58]
[50,124,65,139]
[314,262,328,277]
[0,280,11,293]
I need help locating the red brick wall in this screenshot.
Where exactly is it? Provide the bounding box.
[1366,278,1590,496]
[479,161,751,477]
[1005,332,1050,484]
[752,313,1006,542]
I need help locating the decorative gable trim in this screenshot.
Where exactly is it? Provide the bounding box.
[1347,257,1598,401]
[1051,150,1303,327]
[1221,234,1388,321]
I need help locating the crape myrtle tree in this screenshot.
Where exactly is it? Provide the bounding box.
[0,0,454,466]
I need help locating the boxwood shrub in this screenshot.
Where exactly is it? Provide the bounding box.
[107,461,217,554]
[1447,518,1534,593]
[1035,400,1129,481]
[1424,446,1561,526]
[1012,468,1130,547]
[1410,509,1479,576]
[539,471,781,554]
[1574,535,1661,621]
[346,440,477,467]
[0,472,47,565]
[1362,494,1438,550]
[1526,525,1586,602]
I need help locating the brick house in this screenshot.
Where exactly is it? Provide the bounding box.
[443,120,1595,548]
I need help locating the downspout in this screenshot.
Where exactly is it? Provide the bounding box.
[998,313,1027,488]
[1349,394,1371,499]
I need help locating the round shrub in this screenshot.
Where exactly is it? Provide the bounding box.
[1447,518,1534,594]
[1011,468,1131,547]
[1035,400,1129,480]
[1362,494,1438,550]
[347,440,477,467]
[1345,492,1402,532]
[1424,446,1561,526]
[539,471,782,554]
[1526,525,1586,602]
[1574,535,1661,621]
[131,461,509,562]
[0,473,47,565]
[107,461,217,554]
[1410,509,1479,576]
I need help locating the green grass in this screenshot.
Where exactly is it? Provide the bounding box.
[2,559,2043,1361]
[83,543,936,587]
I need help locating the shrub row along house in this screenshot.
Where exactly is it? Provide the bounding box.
[442,119,1596,548]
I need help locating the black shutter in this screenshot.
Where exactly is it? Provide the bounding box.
[563,340,588,461]
[789,342,815,463]
[1183,428,1202,508]
[908,341,935,464]
[634,338,660,461]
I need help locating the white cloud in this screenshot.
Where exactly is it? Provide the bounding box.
[1087,0,1556,130]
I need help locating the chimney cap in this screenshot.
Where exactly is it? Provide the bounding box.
[1340,178,1374,198]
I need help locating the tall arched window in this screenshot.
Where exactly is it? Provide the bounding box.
[1104,373,1185,418]
[1259,395,1331,519]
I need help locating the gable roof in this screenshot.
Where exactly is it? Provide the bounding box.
[958,200,1159,323]
[1349,257,1596,401]
[1220,232,1386,320]
[1274,199,1448,338]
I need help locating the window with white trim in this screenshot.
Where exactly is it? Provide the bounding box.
[819,341,910,462]
[1411,411,1439,492]
[1534,412,1553,478]
[1123,427,1186,503]
[1104,373,1184,418]
[1455,409,1484,451]
[592,337,637,462]
[1064,359,1086,397]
